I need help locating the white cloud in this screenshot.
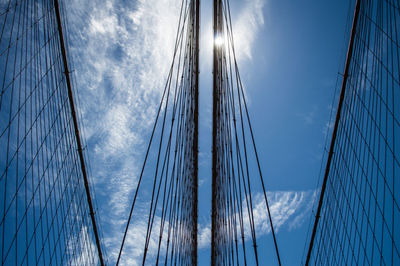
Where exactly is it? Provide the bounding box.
[297,106,318,125]
[67,225,99,265]
[198,223,212,248]
[233,0,266,61]
[106,190,316,264]
[67,0,183,263]
[196,190,317,249]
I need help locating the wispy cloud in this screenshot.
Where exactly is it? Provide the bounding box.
[233,0,266,61]
[67,0,183,262]
[297,106,318,125]
[67,225,99,265]
[109,190,317,264]
[197,190,318,249]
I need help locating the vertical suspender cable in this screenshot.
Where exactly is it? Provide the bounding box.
[305,0,360,264]
[53,0,105,265]
[193,0,200,265]
[211,0,219,264]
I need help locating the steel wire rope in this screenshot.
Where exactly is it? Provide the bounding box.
[306,0,400,264]
[211,0,282,264]
[116,0,200,264]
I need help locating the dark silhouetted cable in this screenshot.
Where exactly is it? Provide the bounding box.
[212,0,281,265]
[116,0,200,265]
[306,0,400,264]
[0,0,106,265]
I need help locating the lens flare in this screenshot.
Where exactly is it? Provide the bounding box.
[214,35,224,47]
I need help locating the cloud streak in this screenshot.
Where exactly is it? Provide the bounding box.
[67,0,183,262]
[197,189,318,249]
[233,0,266,61]
[109,190,318,264]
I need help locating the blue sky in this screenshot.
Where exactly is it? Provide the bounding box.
[65,0,353,264]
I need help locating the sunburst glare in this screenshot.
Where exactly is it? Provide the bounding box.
[214,35,224,47]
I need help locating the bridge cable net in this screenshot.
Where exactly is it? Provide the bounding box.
[0,0,107,265]
[116,0,200,265]
[211,0,281,265]
[306,0,400,264]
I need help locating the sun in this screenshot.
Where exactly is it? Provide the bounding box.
[214,35,224,47]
